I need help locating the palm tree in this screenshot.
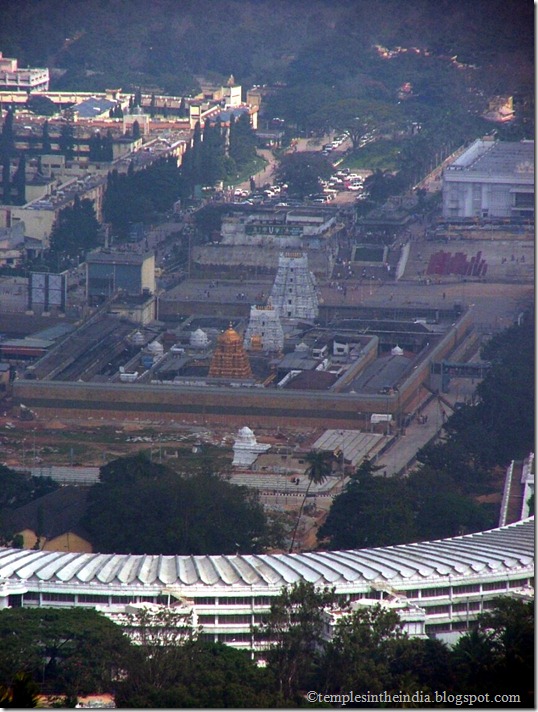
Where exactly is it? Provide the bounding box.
[289,450,333,553]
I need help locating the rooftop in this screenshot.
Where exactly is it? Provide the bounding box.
[0,518,532,589]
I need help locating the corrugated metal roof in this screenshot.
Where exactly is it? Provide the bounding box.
[0,519,532,591]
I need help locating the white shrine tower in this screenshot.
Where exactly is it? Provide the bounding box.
[232,427,271,468]
[244,303,284,352]
[270,252,319,320]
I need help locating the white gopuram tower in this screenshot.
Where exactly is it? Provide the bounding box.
[270,252,319,320]
[244,304,284,352]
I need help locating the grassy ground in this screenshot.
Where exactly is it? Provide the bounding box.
[223,154,267,188]
[340,139,405,171]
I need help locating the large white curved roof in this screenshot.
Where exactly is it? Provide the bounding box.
[0,519,533,592]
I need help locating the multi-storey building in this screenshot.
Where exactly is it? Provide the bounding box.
[442,139,534,220]
[0,53,49,92]
[0,518,533,648]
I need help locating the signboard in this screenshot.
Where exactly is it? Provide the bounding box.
[245,224,303,237]
[28,272,66,311]
[370,414,392,424]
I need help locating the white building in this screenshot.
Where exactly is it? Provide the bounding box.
[0,52,49,92]
[231,426,271,468]
[270,252,319,321]
[0,518,532,649]
[243,304,284,352]
[442,139,534,220]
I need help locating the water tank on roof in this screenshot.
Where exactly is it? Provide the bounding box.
[147,340,164,355]
[190,328,209,348]
[131,330,145,346]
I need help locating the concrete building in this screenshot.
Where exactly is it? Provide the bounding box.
[270,252,319,320]
[86,250,156,305]
[0,52,49,92]
[0,518,532,648]
[442,139,534,220]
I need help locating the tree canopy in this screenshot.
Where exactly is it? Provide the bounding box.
[82,453,274,555]
[274,152,333,198]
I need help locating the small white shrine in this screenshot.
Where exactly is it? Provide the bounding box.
[190,327,209,349]
[232,426,271,468]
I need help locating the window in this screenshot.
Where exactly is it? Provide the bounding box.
[23,591,40,601]
[198,615,215,624]
[509,579,528,588]
[254,597,271,606]
[453,584,480,595]
[426,605,450,615]
[196,597,216,605]
[220,597,251,606]
[421,587,450,598]
[453,601,480,612]
[482,581,505,592]
[218,614,252,624]
[111,595,136,604]
[78,594,109,604]
[42,593,75,602]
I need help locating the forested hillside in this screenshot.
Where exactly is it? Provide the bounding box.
[0,0,533,99]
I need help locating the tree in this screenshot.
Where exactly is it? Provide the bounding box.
[0,608,131,698]
[26,95,57,117]
[49,195,100,265]
[289,450,332,553]
[274,152,333,198]
[318,466,416,549]
[320,99,401,151]
[82,454,273,555]
[258,581,336,702]
[41,120,52,154]
[0,672,40,708]
[318,604,405,694]
[452,598,534,707]
[117,640,278,708]
[58,122,75,160]
[12,153,26,205]
[228,112,256,169]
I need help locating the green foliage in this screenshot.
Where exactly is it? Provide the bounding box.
[229,113,257,169]
[58,123,75,160]
[103,157,182,236]
[318,468,416,549]
[289,450,333,552]
[0,671,40,708]
[259,581,337,702]
[319,455,495,549]
[317,604,406,694]
[274,152,333,198]
[452,598,534,706]
[49,195,100,264]
[0,608,131,697]
[82,453,272,555]
[117,640,279,708]
[26,94,57,117]
[418,314,535,477]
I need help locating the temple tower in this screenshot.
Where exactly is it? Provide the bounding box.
[244,304,284,352]
[270,252,318,320]
[208,325,253,379]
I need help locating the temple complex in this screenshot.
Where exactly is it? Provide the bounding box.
[208,325,253,379]
[270,252,319,320]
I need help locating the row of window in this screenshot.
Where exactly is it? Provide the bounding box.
[20,579,531,608]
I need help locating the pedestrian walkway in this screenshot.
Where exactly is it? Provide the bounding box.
[374,395,450,476]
